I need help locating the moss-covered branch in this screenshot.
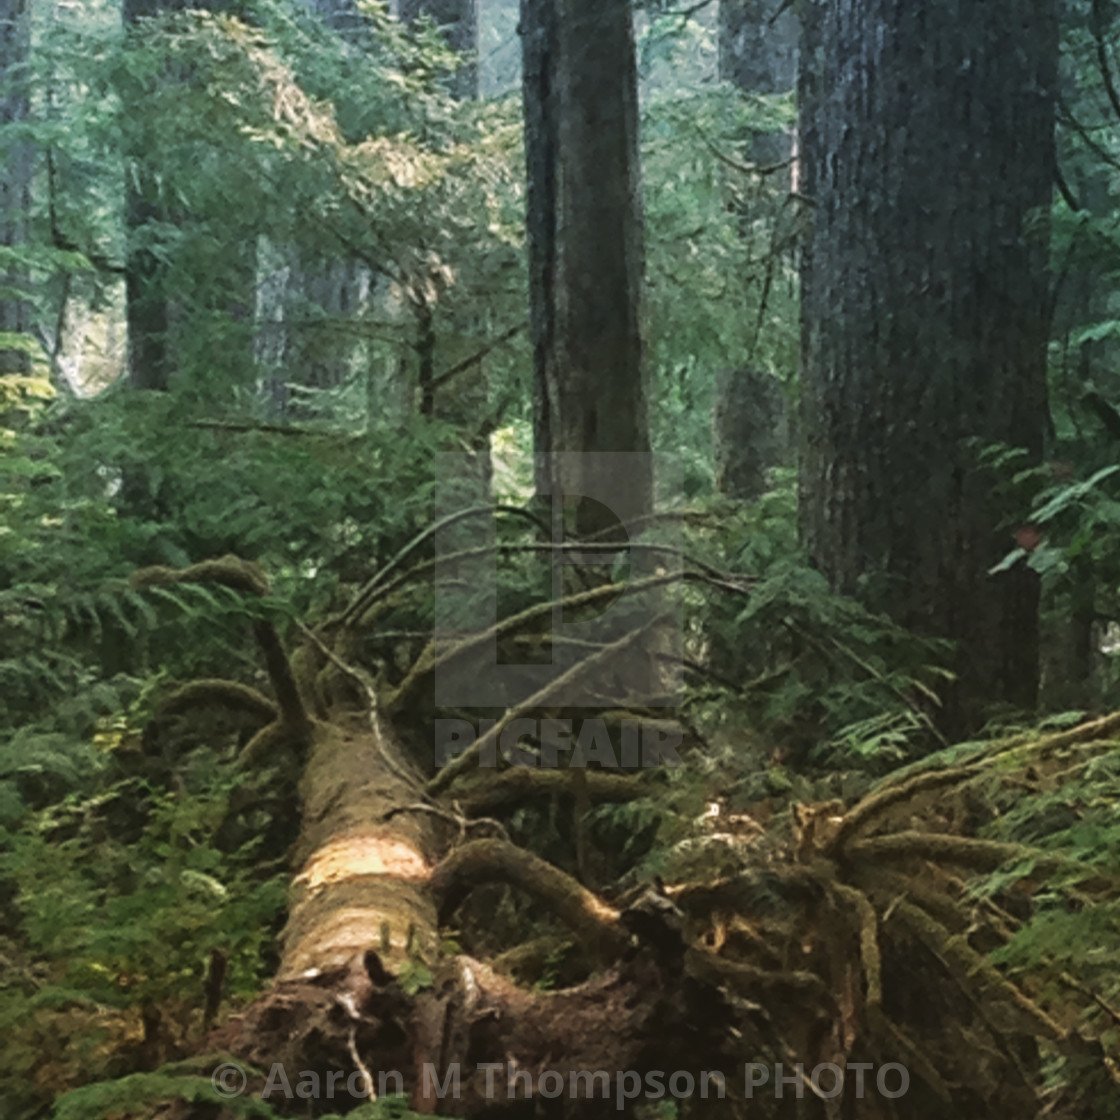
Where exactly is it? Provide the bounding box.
[131,556,310,749]
[429,838,627,963]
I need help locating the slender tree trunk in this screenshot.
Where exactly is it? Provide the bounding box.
[416,298,436,417]
[252,4,375,415]
[305,0,366,40]
[798,0,1058,733]
[519,0,558,498]
[123,0,255,392]
[399,0,493,506]
[123,194,172,390]
[711,1,797,498]
[122,0,193,390]
[0,0,32,375]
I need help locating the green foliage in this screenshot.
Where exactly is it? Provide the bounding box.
[0,17,526,1109]
[643,86,799,475]
[955,736,1120,1111]
[991,461,1120,581]
[688,477,953,765]
[0,769,286,1002]
[0,737,287,1117]
[397,956,434,996]
[321,1097,443,1120]
[990,443,1120,707]
[53,1069,280,1120]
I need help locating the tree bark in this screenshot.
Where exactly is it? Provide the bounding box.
[0,0,32,375]
[522,0,651,533]
[712,367,787,499]
[122,0,193,390]
[798,0,1058,733]
[519,0,558,498]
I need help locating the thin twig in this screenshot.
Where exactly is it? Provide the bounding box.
[429,322,528,391]
[296,622,424,794]
[337,504,553,628]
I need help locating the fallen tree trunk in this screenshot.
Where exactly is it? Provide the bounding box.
[112,556,1118,1120]
[129,559,762,1119]
[205,714,752,1118]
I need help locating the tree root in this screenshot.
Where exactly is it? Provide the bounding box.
[892,900,1066,1041]
[829,881,882,1007]
[827,763,984,855]
[429,838,627,964]
[847,831,1038,871]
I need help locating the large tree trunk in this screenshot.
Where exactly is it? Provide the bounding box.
[522,0,651,532]
[798,0,1058,733]
[0,0,32,375]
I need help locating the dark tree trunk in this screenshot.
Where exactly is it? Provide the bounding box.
[712,368,787,499]
[521,0,651,532]
[399,0,479,99]
[718,0,797,92]
[307,0,366,40]
[124,194,171,390]
[123,0,254,392]
[398,0,488,485]
[416,298,436,417]
[711,2,797,495]
[519,0,558,497]
[798,0,1058,733]
[253,4,375,414]
[0,0,32,375]
[122,0,192,390]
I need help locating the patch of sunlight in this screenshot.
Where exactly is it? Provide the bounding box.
[295,832,430,890]
[490,419,534,503]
